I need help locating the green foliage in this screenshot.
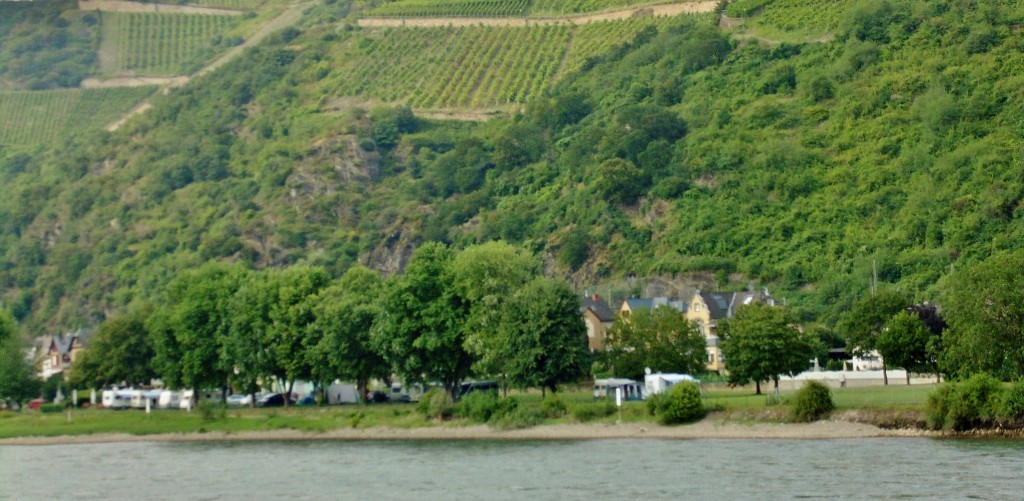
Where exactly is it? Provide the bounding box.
[656,382,704,425]
[720,304,818,394]
[998,381,1024,426]
[790,380,834,422]
[417,387,454,420]
[489,403,541,430]
[877,311,936,382]
[498,277,592,392]
[67,304,157,389]
[98,12,239,76]
[369,0,532,18]
[0,87,156,146]
[571,399,615,422]
[0,0,98,89]
[838,290,911,359]
[455,390,501,423]
[940,250,1024,380]
[38,403,64,414]
[926,373,1004,431]
[606,306,706,380]
[0,333,40,403]
[645,392,666,416]
[539,393,568,418]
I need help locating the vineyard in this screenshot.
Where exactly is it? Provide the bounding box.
[369,0,533,18]
[748,0,848,34]
[328,18,669,108]
[0,87,156,146]
[99,12,238,76]
[366,0,668,18]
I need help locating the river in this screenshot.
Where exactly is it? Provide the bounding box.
[2,438,1022,499]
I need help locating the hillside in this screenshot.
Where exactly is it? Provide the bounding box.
[2,0,1024,335]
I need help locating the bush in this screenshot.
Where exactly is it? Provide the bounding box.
[455,390,499,423]
[645,392,668,417]
[417,388,453,420]
[998,382,1024,426]
[39,403,64,414]
[490,406,542,430]
[657,383,705,425]
[790,381,835,422]
[926,373,1005,431]
[571,400,615,422]
[540,394,567,419]
[198,401,227,421]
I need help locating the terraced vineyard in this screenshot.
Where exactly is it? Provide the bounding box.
[560,16,675,75]
[0,87,156,146]
[528,0,667,16]
[330,18,670,108]
[366,0,667,17]
[99,12,238,76]
[751,0,848,34]
[369,0,533,18]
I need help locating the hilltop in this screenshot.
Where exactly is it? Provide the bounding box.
[2,0,1024,335]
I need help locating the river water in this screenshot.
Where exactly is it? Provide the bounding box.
[2,438,1022,500]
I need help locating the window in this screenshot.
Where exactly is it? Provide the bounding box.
[707,353,715,364]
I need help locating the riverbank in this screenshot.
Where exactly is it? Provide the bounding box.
[0,418,933,446]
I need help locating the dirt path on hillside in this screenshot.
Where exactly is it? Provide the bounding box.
[357,0,718,28]
[82,76,189,88]
[103,2,311,130]
[79,0,244,15]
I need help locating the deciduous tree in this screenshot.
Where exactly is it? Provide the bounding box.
[68,304,156,389]
[606,306,706,380]
[720,304,817,395]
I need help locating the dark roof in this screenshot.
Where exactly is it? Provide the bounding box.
[581,296,616,322]
[700,292,732,319]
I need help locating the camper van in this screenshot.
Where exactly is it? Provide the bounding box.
[178,389,220,410]
[593,378,644,401]
[643,373,700,400]
[101,389,132,409]
[129,389,163,409]
[157,390,182,409]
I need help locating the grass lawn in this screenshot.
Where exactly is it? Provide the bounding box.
[0,383,937,439]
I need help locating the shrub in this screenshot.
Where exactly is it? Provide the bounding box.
[455,390,499,423]
[790,381,835,422]
[39,403,64,414]
[571,400,615,422]
[491,406,542,430]
[658,383,705,425]
[198,401,227,421]
[645,392,668,417]
[540,394,567,419]
[926,373,1005,431]
[417,388,453,420]
[946,373,1003,431]
[998,381,1024,426]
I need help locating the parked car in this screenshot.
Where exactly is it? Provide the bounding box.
[366,390,389,403]
[457,381,498,401]
[226,394,253,407]
[257,393,286,408]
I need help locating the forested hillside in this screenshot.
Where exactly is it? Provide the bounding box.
[2,0,1024,336]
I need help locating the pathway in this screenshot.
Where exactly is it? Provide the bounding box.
[78,0,244,16]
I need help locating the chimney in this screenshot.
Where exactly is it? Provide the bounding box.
[592,294,602,302]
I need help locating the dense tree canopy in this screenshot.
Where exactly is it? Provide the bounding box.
[720,304,818,395]
[67,305,156,388]
[606,306,706,380]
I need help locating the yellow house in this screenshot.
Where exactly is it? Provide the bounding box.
[580,294,616,351]
[685,289,776,373]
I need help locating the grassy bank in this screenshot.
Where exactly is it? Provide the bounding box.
[0,384,936,440]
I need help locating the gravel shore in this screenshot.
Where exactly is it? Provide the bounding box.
[0,419,931,446]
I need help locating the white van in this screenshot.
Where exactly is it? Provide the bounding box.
[101,389,131,409]
[178,389,220,410]
[157,390,182,409]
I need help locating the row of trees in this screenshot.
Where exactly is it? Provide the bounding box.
[68,242,592,402]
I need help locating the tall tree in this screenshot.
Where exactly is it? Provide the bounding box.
[838,290,911,385]
[606,306,706,380]
[449,241,540,380]
[877,311,933,385]
[940,250,1024,380]
[719,304,817,395]
[67,304,156,389]
[309,266,389,403]
[500,277,591,395]
[372,243,473,400]
[148,262,250,397]
[228,266,330,403]
[0,309,38,403]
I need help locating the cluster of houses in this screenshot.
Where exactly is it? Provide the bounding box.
[581,287,777,373]
[31,328,93,381]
